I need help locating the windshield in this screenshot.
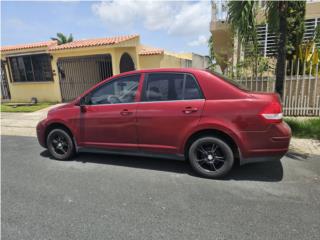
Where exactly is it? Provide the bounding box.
[206,70,248,91]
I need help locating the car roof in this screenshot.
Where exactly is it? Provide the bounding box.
[117,68,208,76]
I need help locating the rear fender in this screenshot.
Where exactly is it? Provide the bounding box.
[179,121,243,155]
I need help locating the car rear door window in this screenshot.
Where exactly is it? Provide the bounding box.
[142,73,203,101]
[184,75,202,100]
[143,73,184,101]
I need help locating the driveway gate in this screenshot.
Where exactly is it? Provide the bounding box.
[1,61,11,100]
[57,54,113,102]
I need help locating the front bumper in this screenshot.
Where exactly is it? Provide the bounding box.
[36,119,47,148]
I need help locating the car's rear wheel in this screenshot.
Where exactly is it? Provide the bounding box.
[188,136,234,178]
[47,128,75,160]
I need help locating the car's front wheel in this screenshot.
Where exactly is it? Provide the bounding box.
[188,136,234,178]
[47,128,75,160]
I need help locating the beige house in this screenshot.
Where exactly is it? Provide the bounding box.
[0,34,208,102]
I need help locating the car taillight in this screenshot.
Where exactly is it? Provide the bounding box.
[260,101,283,123]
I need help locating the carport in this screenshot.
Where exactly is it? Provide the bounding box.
[57,54,113,102]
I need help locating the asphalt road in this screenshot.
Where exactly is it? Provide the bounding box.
[2,135,320,240]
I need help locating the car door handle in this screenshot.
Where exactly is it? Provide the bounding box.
[120,109,133,116]
[182,107,198,114]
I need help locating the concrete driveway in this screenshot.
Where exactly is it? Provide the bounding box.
[1,135,320,240]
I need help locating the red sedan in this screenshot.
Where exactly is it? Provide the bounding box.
[37,68,291,178]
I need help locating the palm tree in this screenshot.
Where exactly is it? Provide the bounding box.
[227,1,259,77]
[51,33,73,45]
[227,1,257,46]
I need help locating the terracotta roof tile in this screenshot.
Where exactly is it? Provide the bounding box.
[49,34,139,51]
[139,46,164,56]
[0,40,57,52]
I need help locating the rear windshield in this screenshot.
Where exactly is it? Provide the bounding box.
[206,70,248,91]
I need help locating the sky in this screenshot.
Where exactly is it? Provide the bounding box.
[1,0,213,55]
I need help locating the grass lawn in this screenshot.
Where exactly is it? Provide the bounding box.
[0,102,54,113]
[285,117,320,140]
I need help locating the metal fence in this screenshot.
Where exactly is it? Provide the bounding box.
[1,61,11,100]
[233,60,320,116]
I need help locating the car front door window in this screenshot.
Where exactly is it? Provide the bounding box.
[88,75,140,105]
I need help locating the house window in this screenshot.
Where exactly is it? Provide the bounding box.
[9,54,53,82]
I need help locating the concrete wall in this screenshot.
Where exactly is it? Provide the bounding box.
[192,53,210,69]
[139,53,186,69]
[6,81,61,103]
[160,54,184,68]
[256,2,320,24]
[306,2,320,19]
[139,55,162,69]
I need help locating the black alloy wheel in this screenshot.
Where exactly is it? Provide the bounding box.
[47,128,75,160]
[188,137,234,178]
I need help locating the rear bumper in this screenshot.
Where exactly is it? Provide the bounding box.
[240,155,284,165]
[239,121,291,165]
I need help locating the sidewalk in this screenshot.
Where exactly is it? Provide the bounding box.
[0,104,63,137]
[289,138,320,156]
[1,107,319,155]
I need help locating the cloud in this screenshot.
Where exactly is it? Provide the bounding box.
[6,18,29,29]
[168,1,211,36]
[188,35,209,47]
[91,0,211,36]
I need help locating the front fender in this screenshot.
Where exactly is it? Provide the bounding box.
[44,118,78,142]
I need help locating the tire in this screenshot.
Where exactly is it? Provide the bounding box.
[46,128,75,160]
[188,136,234,178]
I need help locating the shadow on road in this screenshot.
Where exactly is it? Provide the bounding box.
[41,150,283,182]
[285,151,309,161]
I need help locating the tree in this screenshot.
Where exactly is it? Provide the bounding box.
[208,35,216,71]
[266,1,306,98]
[208,35,224,72]
[51,33,73,45]
[285,2,306,61]
[227,1,257,46]
[297,25,320,76]
[266,1,288,98]
[227,1,259,77]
